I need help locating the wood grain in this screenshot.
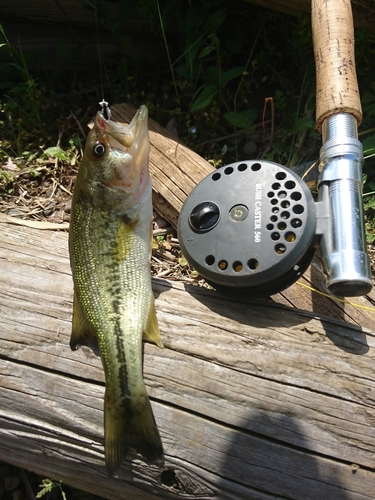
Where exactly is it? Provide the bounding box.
[1,214,375,498]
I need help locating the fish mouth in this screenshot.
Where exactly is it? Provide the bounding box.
[97,105,149,156]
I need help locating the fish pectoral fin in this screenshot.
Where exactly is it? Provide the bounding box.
[70,291,99,355]
[143,296,163,348]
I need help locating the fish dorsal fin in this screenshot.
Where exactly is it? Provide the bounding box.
[143,295,163,348]
[70,291,100,355]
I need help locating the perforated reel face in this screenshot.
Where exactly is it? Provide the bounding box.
[178,160,317,297]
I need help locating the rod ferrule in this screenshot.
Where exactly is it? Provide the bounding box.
[318,113,372,296]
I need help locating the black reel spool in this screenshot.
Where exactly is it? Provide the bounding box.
[178,160,317,298]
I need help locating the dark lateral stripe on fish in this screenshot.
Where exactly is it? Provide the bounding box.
[112,305,132,399]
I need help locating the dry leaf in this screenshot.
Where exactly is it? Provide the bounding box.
[2,157,19,171]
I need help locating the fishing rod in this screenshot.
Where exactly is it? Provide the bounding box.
[311,0,372,296]
[177,0,373,298]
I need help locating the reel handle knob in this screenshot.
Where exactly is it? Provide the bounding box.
[189,202,220,232]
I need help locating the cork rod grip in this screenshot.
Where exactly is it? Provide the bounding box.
[312,0,362,132]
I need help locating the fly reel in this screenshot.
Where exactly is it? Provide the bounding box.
[178,160,317,298]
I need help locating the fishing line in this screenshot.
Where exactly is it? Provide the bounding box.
[296,281,375,312]
[232,17,265,159]
[93,0,111,119]
[156,0,179,104]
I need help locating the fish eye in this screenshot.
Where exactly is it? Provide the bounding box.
[92,141,106,158]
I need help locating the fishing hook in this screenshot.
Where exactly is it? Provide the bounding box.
[99,99,111,121]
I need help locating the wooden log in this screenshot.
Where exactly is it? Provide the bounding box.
[242,0,375,32]
[1,213,375,499]
[2,0,375,73]
[3,0,375,33]
[110,103,214,229]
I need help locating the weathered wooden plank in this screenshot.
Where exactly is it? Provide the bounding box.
[277,254,375,330]
[3,354,375,500]
[1,215,375,498]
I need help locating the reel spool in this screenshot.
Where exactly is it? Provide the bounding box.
[178,160,317,298]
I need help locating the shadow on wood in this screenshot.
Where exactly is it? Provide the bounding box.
[1,213,375,499]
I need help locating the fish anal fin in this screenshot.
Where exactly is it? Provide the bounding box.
[70,291,99,355]
[143,295,163,348]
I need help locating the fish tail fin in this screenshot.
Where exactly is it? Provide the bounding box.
[104,389,164,475]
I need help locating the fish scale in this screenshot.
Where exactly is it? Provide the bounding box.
[69,105,164,475]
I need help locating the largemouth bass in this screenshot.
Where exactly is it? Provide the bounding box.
[69,104,164,475]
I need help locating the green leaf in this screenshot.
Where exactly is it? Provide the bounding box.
[224,109,257,129]
[183,31,201,65]
[190,85,218,112]
[203,9,226,33]
[179,256,188,267]
[290,117,315,134]
[199,46,214,58]
[242,109,258,122]
[184,4,205,32]
[43,147,69,161]
[36,479,54,498]
[220,66,244,87]
[362,92,375,117]
[0,81,14,89]
[363,135,375,157]
[176,62,201,81]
